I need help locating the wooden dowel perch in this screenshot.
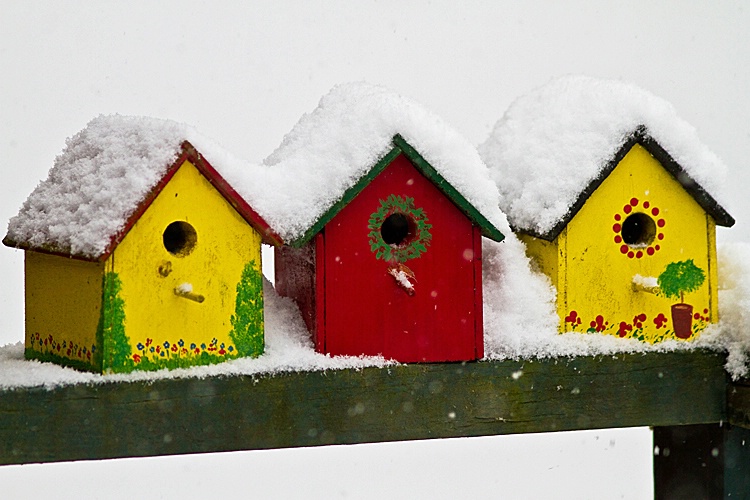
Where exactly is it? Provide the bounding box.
[174,284,205,303]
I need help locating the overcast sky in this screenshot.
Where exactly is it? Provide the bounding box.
[1,1,747,498]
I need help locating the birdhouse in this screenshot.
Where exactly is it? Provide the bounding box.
[275,134,505,362]
[480,76,735,343]
[3,116,281,373]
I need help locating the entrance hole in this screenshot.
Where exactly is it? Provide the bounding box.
[163,221,197,256]
[381,213,416,246]
[621,213,656,246]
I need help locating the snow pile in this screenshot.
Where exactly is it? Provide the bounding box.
[479,75,729,236]
[0,278,394,390]
[226,82,508,242]
[5,116,192,258]
[708,243,750,379]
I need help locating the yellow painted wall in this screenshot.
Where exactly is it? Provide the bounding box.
[24,252,103,369]
[110,160,263,368]
[525,144,717,342]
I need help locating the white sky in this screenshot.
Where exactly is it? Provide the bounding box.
[1,1,747,498]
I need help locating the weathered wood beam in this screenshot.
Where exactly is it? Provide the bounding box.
[653,424,750,499]
[0,350,728,466]
[727,379,750,429]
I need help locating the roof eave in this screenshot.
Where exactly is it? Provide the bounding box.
[288,135,505,247]
[524,126,735,241]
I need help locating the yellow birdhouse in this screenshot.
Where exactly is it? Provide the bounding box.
[480,76,735,343]
[3,116,281,373]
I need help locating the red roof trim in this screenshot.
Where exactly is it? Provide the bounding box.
[182,142,283,247]
[94,141,282,262]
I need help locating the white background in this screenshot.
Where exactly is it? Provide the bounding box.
[1,1,748,498]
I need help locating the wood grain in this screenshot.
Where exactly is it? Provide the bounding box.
[0,350,730,466]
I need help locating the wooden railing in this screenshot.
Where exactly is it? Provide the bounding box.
[1,350,748,497]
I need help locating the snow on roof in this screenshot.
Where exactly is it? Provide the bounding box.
[3,115,279,259]
[478,75,730,237]
[229,82,509,243]
[5,115,197,258]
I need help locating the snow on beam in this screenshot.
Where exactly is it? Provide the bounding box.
[0,351,731,466]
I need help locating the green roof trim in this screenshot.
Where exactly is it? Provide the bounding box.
[289,134,505,247]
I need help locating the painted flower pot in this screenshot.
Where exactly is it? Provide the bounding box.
[671,303,694,339]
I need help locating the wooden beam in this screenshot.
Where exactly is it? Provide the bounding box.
[728,379,750,429]
[653,424,750,499]
[0,350,728,466]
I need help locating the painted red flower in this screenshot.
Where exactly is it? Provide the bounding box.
[590,315,608,332]
[633,313,647,329]
[219,349,226,355]
[654,313,668,329]
[618,322,633,338]
[133,354,141,363]
[565,310,582,326]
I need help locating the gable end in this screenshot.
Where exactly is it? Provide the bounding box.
[288,135,505,247]
[529,126,735,241]
[3,141,283,261]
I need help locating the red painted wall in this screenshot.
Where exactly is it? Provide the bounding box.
[320,154,481,362]
[275,243,317,336]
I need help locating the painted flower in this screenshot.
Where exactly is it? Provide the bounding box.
[163,341,170,349]
[136,342,145,351]
[145,338,153,347]
[590,315,608,333]
[132,354,141,363]
[178,339,185,347]
[618,322,633,338]
[171,344,178,352]
[565,310,582,327]
[654,313,668,329]
[190,343,196,350]
[633,313,647,330]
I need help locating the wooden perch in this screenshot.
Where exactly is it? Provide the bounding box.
[174,286,205,303]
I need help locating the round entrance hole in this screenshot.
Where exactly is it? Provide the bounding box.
[621,212,656,246]
[163,221,197,256]
[381,213,416,246]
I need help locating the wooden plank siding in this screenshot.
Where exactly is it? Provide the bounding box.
[0,350,737,466]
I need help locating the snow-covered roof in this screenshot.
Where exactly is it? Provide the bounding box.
[232,82,509,244]
[3,115,279,260]
[478,75,733,238]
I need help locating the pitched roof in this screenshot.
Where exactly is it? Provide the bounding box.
[291,134,504,246]
[479,75,734,238]
[532,127,735,240]
[3,115,281,261]
[233,82,508,245]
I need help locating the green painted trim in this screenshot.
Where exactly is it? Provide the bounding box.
[290,136,505,247]
[290,148,402,247]
[392,135,505,242]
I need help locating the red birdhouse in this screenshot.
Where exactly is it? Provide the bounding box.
[275,135,505,363]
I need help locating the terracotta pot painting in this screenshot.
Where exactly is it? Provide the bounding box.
[658,260,706,339]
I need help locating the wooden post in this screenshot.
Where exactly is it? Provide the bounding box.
[653,424,750,499]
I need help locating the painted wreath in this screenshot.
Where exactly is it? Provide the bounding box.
[367,194,432,263]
